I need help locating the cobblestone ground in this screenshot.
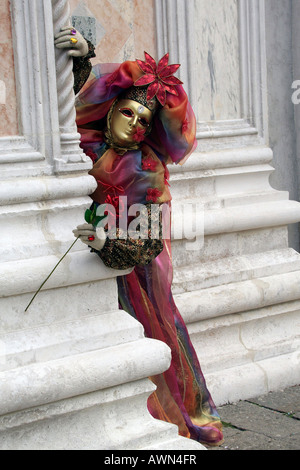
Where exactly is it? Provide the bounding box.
[208,385,300,451]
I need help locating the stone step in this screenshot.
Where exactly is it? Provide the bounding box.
[172,248,300,294]
[0,338,171,417]
[183,297,300,374]
[0,375,204,450]
[206,351,300,406]
[171,226,288,269]
[174,269,300,323]
[0,310,144,372]
[170,199,300,242]
[169,146,273,173]
[144,436,205,451]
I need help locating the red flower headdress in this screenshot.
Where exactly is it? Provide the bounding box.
[134,52,183,107]
[76,52,197,164]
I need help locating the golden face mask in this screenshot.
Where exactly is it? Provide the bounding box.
[109,99,153,147]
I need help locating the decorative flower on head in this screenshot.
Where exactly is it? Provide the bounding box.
[134,52,183,106]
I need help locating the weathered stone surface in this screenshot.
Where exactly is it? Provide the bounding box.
[209,386,300,451]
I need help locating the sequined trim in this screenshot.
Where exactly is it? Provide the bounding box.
[73,39,96,95]
[91,204,163,270]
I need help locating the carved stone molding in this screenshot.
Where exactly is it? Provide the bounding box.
[155,0,197,109]
[155,0,268,147]
[0,0,56,178]
[0,0,92,179]
[52,0,91,172]
[239,0,268,140]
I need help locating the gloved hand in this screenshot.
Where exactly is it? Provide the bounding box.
[54,26,89,57]
[73,223,106,251]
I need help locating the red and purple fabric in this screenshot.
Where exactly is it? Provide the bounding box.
[75,57,223,446]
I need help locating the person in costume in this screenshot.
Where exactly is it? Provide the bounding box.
[55,28,223,446]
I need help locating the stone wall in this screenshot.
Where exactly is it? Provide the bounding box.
[0,0,203,450]
[68,0,156,62]
[0,0,300,450]
[0,0,17,136]
[155,0,300,404]
[265,0,300,251]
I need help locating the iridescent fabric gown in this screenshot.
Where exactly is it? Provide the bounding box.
[75,58,224,446]
[118,239,223,444]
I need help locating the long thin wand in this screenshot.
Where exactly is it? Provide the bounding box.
[24,237,79,312]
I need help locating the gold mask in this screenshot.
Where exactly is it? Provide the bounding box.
[109,99,153,148]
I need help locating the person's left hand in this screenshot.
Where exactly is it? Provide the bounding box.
[73,223,106,251]
[54,26,89,57]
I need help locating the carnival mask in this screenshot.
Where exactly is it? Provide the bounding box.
[109,98,153,148]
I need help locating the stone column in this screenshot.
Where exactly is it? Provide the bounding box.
[155,0,300,404]
[292,0,300,206]
[0,0,204,450]
[52,0,92,172]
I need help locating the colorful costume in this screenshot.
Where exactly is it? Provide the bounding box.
[75,53,223,446]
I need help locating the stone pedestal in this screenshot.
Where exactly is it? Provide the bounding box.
[0,0,206,451]
[155,0,300,405]
[0,171,204,450]
[170,146,300,405]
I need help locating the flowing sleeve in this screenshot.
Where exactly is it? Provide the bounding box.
[90,204,164,270]
[73,39,96,95]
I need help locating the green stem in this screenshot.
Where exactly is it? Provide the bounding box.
[24,237,79,312]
